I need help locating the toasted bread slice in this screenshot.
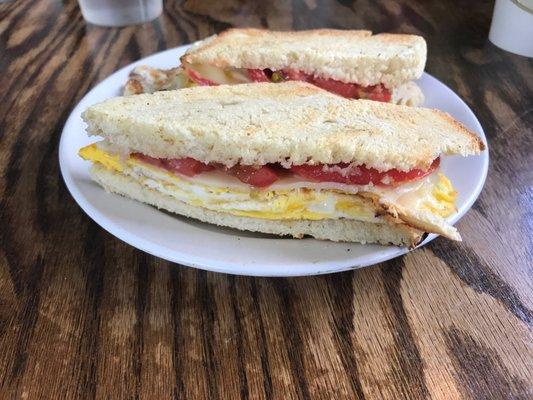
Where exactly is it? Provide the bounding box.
[180,29,427,88]
[83,82,484,171]
[91,165,425,247]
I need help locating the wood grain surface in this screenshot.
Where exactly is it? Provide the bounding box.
[1,0,532,399]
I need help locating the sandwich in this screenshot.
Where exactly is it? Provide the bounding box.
[125,28,426,106]
[79,82,484,247]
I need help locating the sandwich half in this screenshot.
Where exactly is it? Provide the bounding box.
[125,28,426,106]
[80,82,484,247]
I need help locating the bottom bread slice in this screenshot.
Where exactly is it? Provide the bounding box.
[91,165,425,247]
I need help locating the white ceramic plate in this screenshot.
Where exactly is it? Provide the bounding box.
[59,44,488,277]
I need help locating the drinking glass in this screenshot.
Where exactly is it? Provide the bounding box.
[78,0,163,27]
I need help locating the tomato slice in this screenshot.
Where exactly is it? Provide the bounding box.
[312,77,361,99]
[187,65,391,101]
[247,69,270,82]
[282,69,312,81]
[230,165,279,187]
[186,68,218,86]
[161,158,214,177]
[280,69,391,102]
[360,84,392,102]
[385,158,440,184]
[131,153,165,168]
[310,77,391,101]
[291,158,440,186]
[290,163,378,185]
[133,153,214,177]
[133,153,438,188]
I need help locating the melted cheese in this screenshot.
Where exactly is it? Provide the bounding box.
[186,63,251,85]
[374,173,456,218]
[79,143,457,221]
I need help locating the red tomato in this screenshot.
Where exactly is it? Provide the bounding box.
[131,153,165,168]
[186,68,217,86]
[361,84,392,102]
[280,69,392,102]
[312,77,360,98]
[230,165,279,187]
[282,69,312,81]
[247,69,270,82]
[132,153,214,177]
[291,158,440,186]
[162,158,214,177]
[291,163,378,185]
[385,158,440,184]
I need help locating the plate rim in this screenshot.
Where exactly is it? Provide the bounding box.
[58,43,489,277]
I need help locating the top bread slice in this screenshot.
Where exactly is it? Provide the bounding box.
[82,82,484,171]
[181,29,427,88]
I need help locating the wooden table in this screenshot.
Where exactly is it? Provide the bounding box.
[1,0,532,398]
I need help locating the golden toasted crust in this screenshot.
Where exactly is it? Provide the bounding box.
[181,28,427,88]
[91,165,425,247]
[435,109,486,151]
[83,82,485,172]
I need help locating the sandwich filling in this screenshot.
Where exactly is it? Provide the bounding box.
[185,64,393,102]
[79,142,458,238]
[123,65,424,106]
[182,63,425,105]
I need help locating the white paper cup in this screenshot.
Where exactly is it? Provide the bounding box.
[489,0,533,57]
[78,0,163,27]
